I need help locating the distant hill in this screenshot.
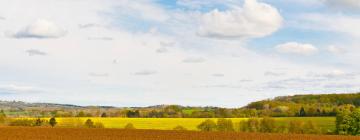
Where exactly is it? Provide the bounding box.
[0,93,359,118]
[244,93,360,117]
[246,93,360,109]
[0,100,115,110]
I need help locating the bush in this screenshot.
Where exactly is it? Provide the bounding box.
[49,117,57,127]
[336,109,360,135]
[216,119,234,131]
[173,125,187,131]
[34,118,44,126]
[84,119,95,128]
[124,123,135,129]
[197,119,217,131]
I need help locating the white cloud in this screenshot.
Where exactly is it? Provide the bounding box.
[275,42,318,55]
[12,19,66,39]
[197,0,283,39]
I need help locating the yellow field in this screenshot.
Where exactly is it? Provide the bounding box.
[56,118,247,130]
[51,117,336,131]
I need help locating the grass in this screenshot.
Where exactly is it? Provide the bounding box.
[0,127,358,140]
[51,117,335,131]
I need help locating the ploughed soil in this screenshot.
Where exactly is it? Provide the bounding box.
[0,127,358,140]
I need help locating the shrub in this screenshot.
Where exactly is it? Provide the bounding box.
[34,118,44,126]
[84,119,95,128]
[197,119,217,131]
[124,123,135,129]
[49,117,57,127]
[336,109,360,135]
[173,125,187,131]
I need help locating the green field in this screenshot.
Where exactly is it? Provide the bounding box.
[53,117,335,132]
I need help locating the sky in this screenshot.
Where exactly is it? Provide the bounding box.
[0,0,360,107]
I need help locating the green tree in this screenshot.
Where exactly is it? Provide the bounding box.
[336,109,360,135]
[49,117,57,127]
[76,111,86,117]
[299,107,306,117]
[197,119,217,131]
[84,119,95,128]
[216,118,234,131]
[101,112,107,117]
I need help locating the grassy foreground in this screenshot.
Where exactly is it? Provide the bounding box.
[0,127,357,140]
[53,117,335,131]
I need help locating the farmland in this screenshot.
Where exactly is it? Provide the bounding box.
[0,127,358,140]
[51,117,335,131]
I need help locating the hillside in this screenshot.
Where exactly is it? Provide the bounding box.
[244,93,360,117]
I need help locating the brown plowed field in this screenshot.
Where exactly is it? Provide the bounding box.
[0,127,358,140]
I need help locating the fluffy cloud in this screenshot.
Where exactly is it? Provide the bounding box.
[197,0,282,39]
[275,42,318,55]
[12,19,66,39]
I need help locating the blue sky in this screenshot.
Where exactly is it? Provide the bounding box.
[0,0,360,107]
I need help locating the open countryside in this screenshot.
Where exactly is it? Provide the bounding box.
[2,0,360,139]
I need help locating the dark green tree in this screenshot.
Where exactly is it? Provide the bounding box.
[49,117,57,127]
[84,119,95,128]
[101,112,107,117]
[299,107,306,117]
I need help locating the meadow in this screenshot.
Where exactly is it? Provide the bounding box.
[52,117,336,132]
[0,127,358,140]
